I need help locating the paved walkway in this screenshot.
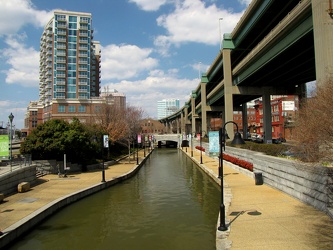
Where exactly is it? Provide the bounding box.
[183,148,333,250]
[1,148,333,249]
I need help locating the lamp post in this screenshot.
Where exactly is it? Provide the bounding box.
[101,135,108,183]
[199,130,206,164]
[219,17,223,50]
[200,131,203,164]
[218,121,245,231]
[8,113,14,172]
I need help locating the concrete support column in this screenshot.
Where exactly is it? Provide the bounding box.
[176,118,180,134]
[262,94,272,143]
[222,49,234,137]
[163,122,168,134]
[191,93,197,136]
[200,78,208,137]
[184,105,191,135]
[180,112,185,134]
[312,0,333,86]
[242,103,248,139]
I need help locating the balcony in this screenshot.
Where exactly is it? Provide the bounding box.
[57,59,66,63]
[57,23,67,29]
[80,18,89,23]
[57,30,66,35]
[79,38,88,43]
[57,51,66,56]
[78,60,88,64]
[56,80,65,85]
[57,16,66,22]
[57,44,66,49]
[80,32,88,37]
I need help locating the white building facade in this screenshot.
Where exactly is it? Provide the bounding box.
[157,99,180,119]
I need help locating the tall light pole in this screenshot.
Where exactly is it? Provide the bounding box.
[199,130,207,164]
[200,131,203,164]
[218,121,245,231]
[102,135,108,183]
[219,17,223,50]
[8,113,14,172]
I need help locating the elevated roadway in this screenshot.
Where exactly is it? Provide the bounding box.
[159,0,333,142]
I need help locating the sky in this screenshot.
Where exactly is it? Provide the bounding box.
[0,0,251,129]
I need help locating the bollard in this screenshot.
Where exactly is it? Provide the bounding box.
[254,172,263,185]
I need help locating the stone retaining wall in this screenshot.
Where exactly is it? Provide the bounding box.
[224,146,333,216]
[0,166,36,196]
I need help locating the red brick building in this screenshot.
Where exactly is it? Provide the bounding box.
[254,95,298,140]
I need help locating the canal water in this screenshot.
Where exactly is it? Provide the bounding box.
[9,148,220,250]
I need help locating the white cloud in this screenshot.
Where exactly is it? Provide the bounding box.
[103,70,198,118]
[128,0,168,11]
[1,34,39,87]
[0,0,52,37]
[238,0,252,6]
[154,0,243,55]
[101,44,159,80]
[0,100,27,129]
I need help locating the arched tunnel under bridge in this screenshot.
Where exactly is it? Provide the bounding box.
[154,134,180,148]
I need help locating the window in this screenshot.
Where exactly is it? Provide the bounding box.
[95,106,101,113]
[68,106,76,112]
[69,16,77,22]
[32,118,38,128]
[58,106,65,112]
[79,106,86,112]
[69,23,77,29]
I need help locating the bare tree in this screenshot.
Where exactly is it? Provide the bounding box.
[293,78,333,163]
[123,106,144,162]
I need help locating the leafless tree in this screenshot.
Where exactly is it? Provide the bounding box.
[293,78,333,163]
[123,106,144,162]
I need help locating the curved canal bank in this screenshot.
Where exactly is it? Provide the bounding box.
[0,150,152,249]
[2,148,221,250]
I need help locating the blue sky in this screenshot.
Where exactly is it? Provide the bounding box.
[0,0,251,129]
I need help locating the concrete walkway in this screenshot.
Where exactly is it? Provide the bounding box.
[182,148,333,250]
[1,147,333,249]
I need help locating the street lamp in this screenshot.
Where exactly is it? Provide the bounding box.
[219,17,223,50]
[191,133,193,157]
[8,113,14,171]
[200,131,203,164]
[218,121,245,231]
[199,130,206,164]
[101,135,108,183]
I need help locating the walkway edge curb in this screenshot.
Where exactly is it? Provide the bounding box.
[179,149,233,250]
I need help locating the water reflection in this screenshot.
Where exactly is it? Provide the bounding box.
[10,148,220,250]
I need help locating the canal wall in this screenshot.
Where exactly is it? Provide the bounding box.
[0,151,153,249]
[224,146,333,218]
[0,159,119,197]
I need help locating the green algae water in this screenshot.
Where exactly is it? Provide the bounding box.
[9,148,220,250]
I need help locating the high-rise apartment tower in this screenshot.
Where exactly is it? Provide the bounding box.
[157,99,180,119]
[39,10,101,120]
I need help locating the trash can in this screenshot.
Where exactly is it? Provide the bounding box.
[254,172,263,185]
